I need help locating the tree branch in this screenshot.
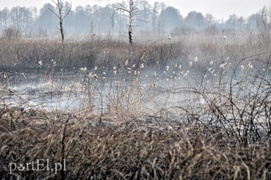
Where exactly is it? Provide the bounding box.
[63,4,72,20]
[49,8,60,18]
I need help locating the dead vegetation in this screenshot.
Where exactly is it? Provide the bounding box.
[0,105,271,179]
[0,33,271,179]
[0,38,184,71]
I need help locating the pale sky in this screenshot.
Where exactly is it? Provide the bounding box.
[0,0,270,20]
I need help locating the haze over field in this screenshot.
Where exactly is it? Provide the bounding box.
[1,0,271,179]
[0,0,269,19]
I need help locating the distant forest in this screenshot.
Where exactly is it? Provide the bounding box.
[0,0,267,38]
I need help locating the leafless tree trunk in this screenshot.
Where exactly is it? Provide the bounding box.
[257,6,271,45]
[49,0,71,43]
[112,0,136,45]
[128,0,134,45]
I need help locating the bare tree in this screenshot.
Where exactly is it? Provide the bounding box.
[257,6,271,45]
[49,0,71,43]
[112,0,137,45]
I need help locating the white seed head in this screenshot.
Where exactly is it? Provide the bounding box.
[87,72,93,77]
[124,60,129,66]
[194,56,198,62]
[219,62,227,69]
[140,63,144,69]
[248,63,253,69]
[178,65,182,69]
[92,74,98,79]
[209,60,213,65]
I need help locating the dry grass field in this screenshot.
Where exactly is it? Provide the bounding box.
[0,33,271,179]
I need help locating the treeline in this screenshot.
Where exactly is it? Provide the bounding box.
[0,0,269,38]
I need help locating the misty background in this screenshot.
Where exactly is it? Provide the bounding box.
[0,0,267,39]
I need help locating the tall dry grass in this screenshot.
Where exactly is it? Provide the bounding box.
[0,38,184,71]
[0,33,271,179]
[1,109,271,179]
